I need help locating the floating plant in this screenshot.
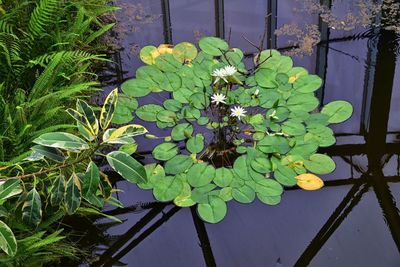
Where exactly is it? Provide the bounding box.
[111,37,353,223]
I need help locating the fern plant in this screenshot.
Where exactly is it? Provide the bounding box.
[0,0,118,163]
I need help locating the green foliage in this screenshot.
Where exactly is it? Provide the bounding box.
[112,36,353,224]
[0,0,117,163]
[0,91,147,262]
[0,220,17,256]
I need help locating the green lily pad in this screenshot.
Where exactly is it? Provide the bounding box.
[164,155,194,175]
[171,123,194,141]
[321,100,353,123]
[153,176,183,202]
[186,134,204,154]
[152,143,179,161]
[187,163,215,187]
[199,37,229,56]
[214,167,234,187]
[197,195,227,223]
[304,153,336,174]
[232,185,255,204]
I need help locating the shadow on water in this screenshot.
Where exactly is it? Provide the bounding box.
[63,1,400,266]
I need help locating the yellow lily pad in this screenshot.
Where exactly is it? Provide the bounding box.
[295,173,324,190]
[140,45,158,65]
[157,44,174,55]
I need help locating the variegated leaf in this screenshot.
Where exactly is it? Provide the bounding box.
[22,188,42,227]
[50,175,66,206]
[33,132,89,152]
[82,162,100,199]
[66,108,96,141]
[0,220,17,256]
[76,99,99,135]
[100,88,118,129]
[106,151,147,184]
[0,179,22,202]
[65,173,82,215]
[31,145,65,162]
[99,173,112,200]
[103,124,147,144]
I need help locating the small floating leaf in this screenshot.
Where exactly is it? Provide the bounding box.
[199,37,229,56]
[197,195,227,224]
[304,153,336,174]
[152,143,179,161]
[321,100,353,123]
[296,173,324,190]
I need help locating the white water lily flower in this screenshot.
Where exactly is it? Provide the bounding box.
[211,93,227,105]
[212,68,228,84]
[230,106,247,120]
[223,65,237,76]
[211,65,237,84]
[254,89,260,96]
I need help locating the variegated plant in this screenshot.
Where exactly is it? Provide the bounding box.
[0,89,147,257]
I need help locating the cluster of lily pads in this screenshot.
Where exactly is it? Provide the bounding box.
[113,37,353,223]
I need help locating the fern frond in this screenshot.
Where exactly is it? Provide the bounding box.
[0,19,14,34]
[28,81,99,107]
[27,0,59,38]
[85,23,115,44]
[28,50,105,67]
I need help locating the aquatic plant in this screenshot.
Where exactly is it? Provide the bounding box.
[0,90,148,262]
[113,37,353,223]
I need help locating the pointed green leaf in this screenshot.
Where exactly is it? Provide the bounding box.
[31,145,65,162]
[76,99,99,135]
[50,175,65,206]
[100,88,118,129]
[0,179,22,202]
[33,132,89,152]
[106,151,147,184]
[22,188,42,226]
[82,162,100,199]
[65,173,82,215]
[0,220,17,256]
[103,124,147,144]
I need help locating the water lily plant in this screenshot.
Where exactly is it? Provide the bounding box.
[111,37,353,223]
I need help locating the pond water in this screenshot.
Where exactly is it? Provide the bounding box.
[79,1,400,266]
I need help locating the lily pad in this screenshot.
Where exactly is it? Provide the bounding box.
[197,195,227,223]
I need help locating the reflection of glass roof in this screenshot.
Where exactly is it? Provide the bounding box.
[93,1,400,266]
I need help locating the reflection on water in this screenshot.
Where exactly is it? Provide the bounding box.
[74,1,400,266]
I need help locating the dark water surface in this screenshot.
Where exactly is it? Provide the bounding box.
[87,1,400,266]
